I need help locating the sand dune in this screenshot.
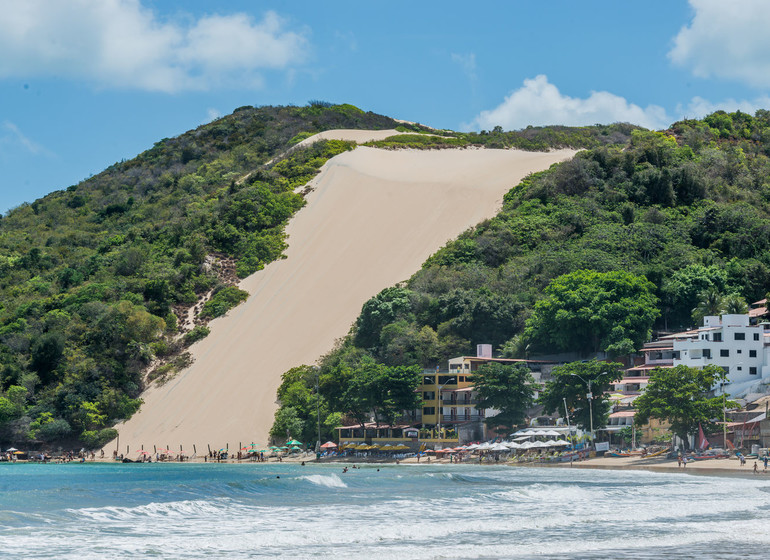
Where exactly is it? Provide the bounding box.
[110,141,575,454]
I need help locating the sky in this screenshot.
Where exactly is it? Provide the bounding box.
[2,0,770,213]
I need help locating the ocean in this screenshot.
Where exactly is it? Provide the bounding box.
[1,462,769,559]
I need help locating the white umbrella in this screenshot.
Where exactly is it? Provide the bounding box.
[491,443,509,452]
[465,443,480,450]
[533,440,550,448]
[552,439,571,446]
[543,430,562,437]
[505,441,521,449]
[520,441,536,449]
[511,429,529,436]
[5,447,18,452]
[477,442,494,451]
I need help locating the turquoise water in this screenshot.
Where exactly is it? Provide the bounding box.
[1,462,769,559]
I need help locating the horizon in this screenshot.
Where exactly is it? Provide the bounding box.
[3,1,770,213]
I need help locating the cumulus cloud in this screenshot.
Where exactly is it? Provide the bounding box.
[678,95,770,120]
[669,0,770,88]
[470,75,669,131]
[0,0,308,92]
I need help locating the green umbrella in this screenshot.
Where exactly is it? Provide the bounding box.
[286,439,303,446]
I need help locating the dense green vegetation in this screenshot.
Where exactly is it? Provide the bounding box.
[0,103,401,447]
[274,109,770,438]
[634,364,733,445]
[471,362,535,429]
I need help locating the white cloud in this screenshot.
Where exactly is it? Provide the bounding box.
[0,0,308,92]
[677,95,770,120]
[470,75,669,131]
[669,0,770,88]
[2,121,53,156]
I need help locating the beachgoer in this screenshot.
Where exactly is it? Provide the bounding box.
[342,467,348,473]
[682,456,687,467]
[677,456,681,468]
[754,461,758,474]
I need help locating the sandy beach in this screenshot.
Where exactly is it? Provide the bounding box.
[109,138,575,454]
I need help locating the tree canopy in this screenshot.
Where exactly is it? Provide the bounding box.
[538,359,624,433]
[522,270,659,356]
[634,364,731,447]
[471,362,535,429]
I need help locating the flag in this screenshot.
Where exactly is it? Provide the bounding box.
[698,423,710,450]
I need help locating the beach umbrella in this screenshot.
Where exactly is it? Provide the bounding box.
[505,442,521,449]
[552,440,570,446]
[490,443,509,452]
[286,439,303,446]
[520,441,535,449]
[320,441,337,449]
[5,447,18,452]
[477,442,494,451]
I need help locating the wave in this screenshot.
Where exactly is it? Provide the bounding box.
[301,474,347,488]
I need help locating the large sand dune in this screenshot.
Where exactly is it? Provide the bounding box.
[111,141,575,454]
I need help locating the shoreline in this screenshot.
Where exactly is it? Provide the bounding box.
[9,452,770,480]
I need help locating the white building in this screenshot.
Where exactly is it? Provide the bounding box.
[672,314,770,396]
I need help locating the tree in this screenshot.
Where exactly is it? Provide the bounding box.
[523,270,659,356]
[472,363,535,429]
[634,365,731,448]
[269,406,304,443]
[722,293,748,314]
[539,360,624,433]
[354,287,413,348]
[691,287,725,325]
[376,364,423,427]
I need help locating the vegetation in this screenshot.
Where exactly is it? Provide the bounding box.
[634,365,733,447]
[0,103,401,447]
[471,362,535,429]
[522,269,659,357]
[539,360,624,433]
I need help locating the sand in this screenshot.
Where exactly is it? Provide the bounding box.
[109,138,575,454]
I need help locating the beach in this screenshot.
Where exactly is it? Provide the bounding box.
[110,139,575,454]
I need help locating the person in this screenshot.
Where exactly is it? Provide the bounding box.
[754,461,758,474]
[342,467,348,473]
[682,456,687,468]
[677,455,682,468]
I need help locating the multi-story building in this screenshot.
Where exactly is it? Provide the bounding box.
[336,345,555,447]
[672,314,770,391]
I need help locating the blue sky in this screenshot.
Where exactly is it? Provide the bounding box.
[2,0,770,213]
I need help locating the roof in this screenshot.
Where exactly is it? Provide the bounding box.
[626,364,673,371]
[749,306,768,318]
[659,329,700,339]
[609,411,636,418]
[641,346,674,351]
[451,356,556,364]
[611,377,650,385]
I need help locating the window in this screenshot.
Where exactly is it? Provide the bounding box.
[754,333,760,341]
[423,392,435,400]
[703,349,711,359]
[423,376,435,385]
[438,375,457,385]
[720,349,729,357]
[737,366,742,371]
[750,367,758,375]
[737,349,742,354]
[713,332,722,342]
[750,350,757,358]
[422,407,435,415]
[734,332,745,341]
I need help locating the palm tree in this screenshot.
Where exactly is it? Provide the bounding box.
[691,287,724,326]
[722,293,748,314]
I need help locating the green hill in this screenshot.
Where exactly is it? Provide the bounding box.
[0,103,617,447]
[272,109,770,444]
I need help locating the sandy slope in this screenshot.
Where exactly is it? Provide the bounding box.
[110,143,575,454]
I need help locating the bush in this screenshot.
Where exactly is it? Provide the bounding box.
[200,286,249,319]
[80,428,118,449]
[183,325,210,346]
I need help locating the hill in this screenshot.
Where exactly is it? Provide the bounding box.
[273,110,770,446]
[0,103,608,448]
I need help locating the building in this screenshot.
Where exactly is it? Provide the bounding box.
[672,314,770,393]
[336,345,555,447]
